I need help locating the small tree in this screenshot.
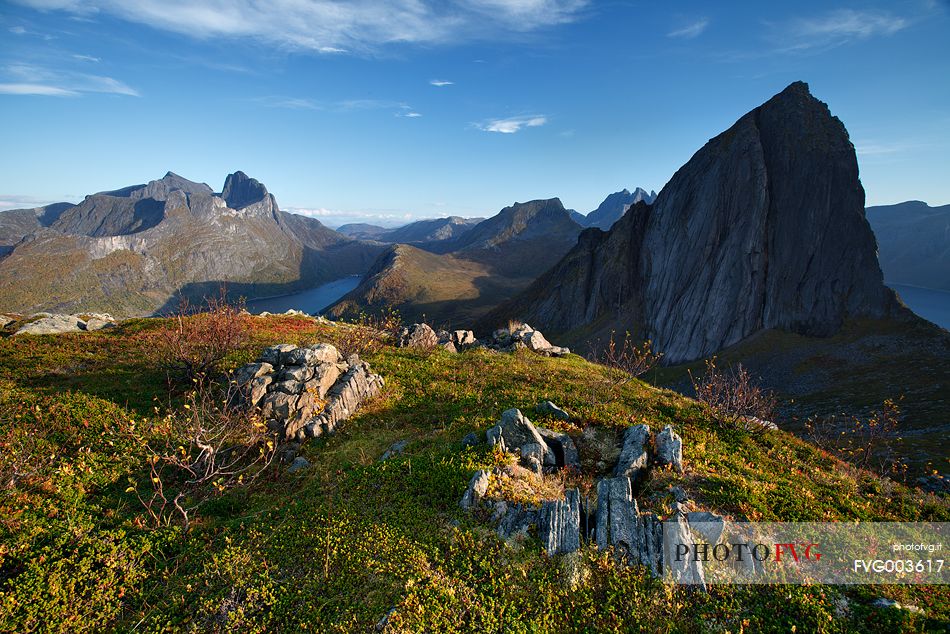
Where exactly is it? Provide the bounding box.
[805,399,907,478]
[132,380,278,531]
[596,331,663,387]
[155,288,249,385]
[690,358,777,434]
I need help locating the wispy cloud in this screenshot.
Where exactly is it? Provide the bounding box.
[9,26,27,35]
[667,17,709,39]
[0,83,78,96]
[72,54,101,62]
[0,194,71,210]
[476,114,547,133]
[1,62,139,97]
[12,0,589,55]
[398,111,423,118]
[781,9,909,52]
[430,79,453,86]
[286,206,416,228]
[255,95,417,116]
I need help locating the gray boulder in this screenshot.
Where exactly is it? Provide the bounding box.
[379,440,408,461]
[536,400,570,421]
[259,343,297,368]
[460,469,490,510]
[460,432,480,449]
[614,424,651,484]
[536,426,580,469]
[595,476,662,575]
[662,504,707,589]
[539,488,581,555]
[687,511,726,545]
[655,425,683,472]
[15,314,84,335]
[287,456,311,473]
[486,409,554,465]
[398,323,438,349]
[496,504,537,543]
[309,343,342,364]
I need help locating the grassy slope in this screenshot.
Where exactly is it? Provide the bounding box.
[649,316,950,472]
[0,316,947,632]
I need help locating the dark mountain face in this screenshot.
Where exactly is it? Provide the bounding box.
[582,188,656,230]
[866,201,950,291]
[0,171,383,316]
[496,82,897,364]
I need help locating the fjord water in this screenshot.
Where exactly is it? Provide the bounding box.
[245,276,360,315]
[891,284,950,331]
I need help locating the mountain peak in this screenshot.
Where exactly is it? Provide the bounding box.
[221,171,269,210]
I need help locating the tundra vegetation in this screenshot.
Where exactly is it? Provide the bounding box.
[0,312,946,632]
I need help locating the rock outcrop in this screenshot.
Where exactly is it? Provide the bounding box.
[497,82,897,363]
[13,312,117,335]
[233,343,384,442]
[539,489,581,555]
[582,188,656,231]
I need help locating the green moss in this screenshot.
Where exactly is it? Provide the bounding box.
[0,315,946,631]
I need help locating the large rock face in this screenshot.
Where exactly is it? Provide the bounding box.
[0,171,384,317]
[582,187,656,230]
[498,82,896,363]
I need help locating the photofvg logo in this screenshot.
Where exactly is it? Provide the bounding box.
[661,521,949,585]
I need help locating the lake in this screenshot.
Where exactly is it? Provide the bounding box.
[245,276,361,315]
[890,284,950,331]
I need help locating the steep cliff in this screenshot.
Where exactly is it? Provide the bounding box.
[496,82,898,363]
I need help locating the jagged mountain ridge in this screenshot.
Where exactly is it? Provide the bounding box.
[491,82,899,364]
[337,216,485,245]
[581,187,657,230]
[0,171,384,316]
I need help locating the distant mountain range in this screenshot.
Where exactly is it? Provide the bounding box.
[337,216,484,244]
[0,171,383,316]
[327,198,584,323]
[866,201,950,292]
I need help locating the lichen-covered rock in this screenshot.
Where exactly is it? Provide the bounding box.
[535,426,580,469]
[536,400,570,421]
[614,424,651,484]
[15,314,85,335]
[298,356,384,439]
[259,343,297,367]
[521,442,544,474]
[655,425,683,472]
[309,343,342,364]
[398,323,438,349]
[460,469,490,510]
[539,489,581,555]
[663,504,707,589]
[452,330,476,347]
[687,511,725,545]
[595,476,662,575]
[496,504,537,544]
[486,409,554,465]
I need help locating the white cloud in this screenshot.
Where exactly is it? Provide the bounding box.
[477,114,547,133]
[72,54,101,62]
[0,82,78,96]
[667,18,709,39]
[400,111,423,117]
[12,0,589,54]
[430,79,454,86]
[286,206,416,228]
[10,26,27,34]
[783,9,908,51]
[2,62,139,96]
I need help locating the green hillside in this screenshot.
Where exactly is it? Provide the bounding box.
[0,315,946,632]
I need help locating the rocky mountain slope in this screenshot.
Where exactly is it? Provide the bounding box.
[867,201,950,291]
[494,82,899,364]
[337,217,484,244]
[0,171,383,316]
[581,187,656,230]
[327,199,583,324]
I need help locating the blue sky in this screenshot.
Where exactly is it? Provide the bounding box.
[1,1,948,227]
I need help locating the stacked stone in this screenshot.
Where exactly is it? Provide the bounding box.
[233,342,384,442]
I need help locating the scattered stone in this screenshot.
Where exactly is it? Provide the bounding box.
[484,323,570,357]
[380,440,408,461]
[916,474,950,495]
[536,400,570,421]
[521,442,544,475]
[496,504,537,544]
[82,316,115,331]
[0,315,14,328]
[287,456,311,473]
[540,489,581,556]
[486,409,555,467]
[460,432,480,449]
[452,330,476,348]
[655,425,683,472]
[536,426,580,469]
[614,424,651,484]
[460,470,490,510]
[687,511,726,544]
[669,485,689,503]
[663,503,706,589]
[595,476,662,575]
[398,323,438,349]
[14,313,100,336]
[871,598,924,614]
[235,344,384,442]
